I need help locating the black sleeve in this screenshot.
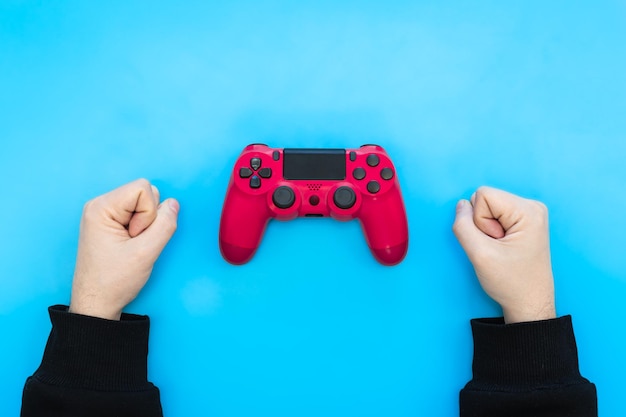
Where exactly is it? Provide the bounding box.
[21,305,163,417]
[460,315,597,417]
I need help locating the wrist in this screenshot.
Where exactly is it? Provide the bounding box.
[69,299,123,321]
[502,302,557,324]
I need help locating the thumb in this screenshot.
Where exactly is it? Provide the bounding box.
[134,198,180,258]
[452,199,485,256]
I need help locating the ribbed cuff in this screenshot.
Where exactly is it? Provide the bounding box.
[469,315,584,391]
[34,305,153,391]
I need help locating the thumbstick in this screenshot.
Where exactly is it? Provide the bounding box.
[272,186,295,209]
[333,186,356,209]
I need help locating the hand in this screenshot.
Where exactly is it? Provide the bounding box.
[69,179,180,320]
[452,186,556,324]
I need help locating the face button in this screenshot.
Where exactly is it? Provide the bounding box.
[250,157,262,171]
[366,154,380,167]
[380,167,394,180]
[333,186,356,209]
[273,150,280,161]
[349,151,357,161]
[250,176,261,189]
[352,167,366,180]
[239,167,253,178]
[258,167,272,178]
[273,186,295,209]
[309,195,320,206]
[367,180,380,194]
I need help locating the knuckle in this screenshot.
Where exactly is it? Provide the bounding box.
[134,178,152,190]
[81,198,101,220]
[522,200,549,229]
[530,200,549,217]
[475,185,489,194]
[537,201,549,214]
[474,185,491,199]
[82,199,94,214]
[452,219,463,236]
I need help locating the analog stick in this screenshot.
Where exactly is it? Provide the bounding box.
[333,186,356,209]
[272,186,295,209]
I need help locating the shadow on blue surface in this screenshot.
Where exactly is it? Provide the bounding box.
[1,1,625,415]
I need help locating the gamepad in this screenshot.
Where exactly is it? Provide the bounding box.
[219,144,409,266]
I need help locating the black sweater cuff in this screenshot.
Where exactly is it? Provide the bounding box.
[467,315,586,391]
[33,305,154,391]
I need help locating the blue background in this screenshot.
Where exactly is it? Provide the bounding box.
[1,1,625,415]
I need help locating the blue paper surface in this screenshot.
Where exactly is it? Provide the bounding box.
[1,1,625,415]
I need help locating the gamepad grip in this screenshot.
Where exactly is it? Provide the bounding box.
[219,144,409,265]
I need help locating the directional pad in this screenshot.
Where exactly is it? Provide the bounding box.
[241,156,269,189]
[258,167,272,178]
[239,167,253,178]
[250,176,261,189]
[250,158,262,171]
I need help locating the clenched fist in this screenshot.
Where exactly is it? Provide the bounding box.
[69,179,180,320]
[453,186,556,324]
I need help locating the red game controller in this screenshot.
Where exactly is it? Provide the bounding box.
[219,144,409,266]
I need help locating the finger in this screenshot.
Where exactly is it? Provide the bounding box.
[151,185,160,206]
[452,199,488,255]
[472,186,523,238]
[469,190,505,238]
[128,182,161,238]
[134,198,180,258]
[98,179,159,237]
